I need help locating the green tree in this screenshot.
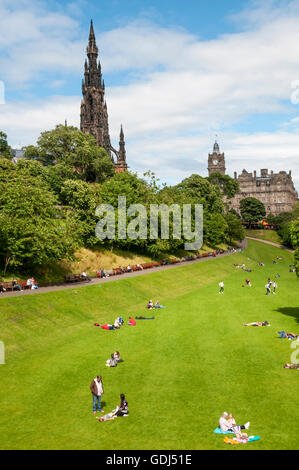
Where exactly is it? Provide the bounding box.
[207,172,240,199]
[225,212,245,244]
[60,179,101,247]
[239,197,266,228]
[174,174,224,213]
[28,124,114,182]
[0,132,12,160]
[0,173,80,273]
[205,213,228,246]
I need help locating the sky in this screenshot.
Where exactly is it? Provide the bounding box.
[1,0,299,191]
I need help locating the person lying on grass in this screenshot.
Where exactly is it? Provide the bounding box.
[219,412,250,432]
[284,363,299,369]
[96,394,129,422]
[135,316,155,320]
[100,324,116,330]
[243,321,270,326]
[278,331,298,340]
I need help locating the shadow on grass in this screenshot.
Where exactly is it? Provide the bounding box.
[275,308,299,324]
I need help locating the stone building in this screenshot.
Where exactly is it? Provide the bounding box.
[207,141,298,216]
[80,21,128,172]
[208,141,226,176]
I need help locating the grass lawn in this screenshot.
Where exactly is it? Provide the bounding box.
[246,229,282,244]
[0,239,298,450]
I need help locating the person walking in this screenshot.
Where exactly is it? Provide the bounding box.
[219,281,224,294]
[265,282,271,296]
[90,375,104,414]
[272,281,277,294]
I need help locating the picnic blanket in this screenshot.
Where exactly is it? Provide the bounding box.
[214,427,234,434]
[224,435,260,445]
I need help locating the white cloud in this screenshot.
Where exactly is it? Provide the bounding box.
[0,0,299,193]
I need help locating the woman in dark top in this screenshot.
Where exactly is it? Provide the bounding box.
[116,394,129,416]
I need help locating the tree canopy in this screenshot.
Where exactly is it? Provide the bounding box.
[0,132,12,160]
[240,197,266,227]
[24,124,114,183]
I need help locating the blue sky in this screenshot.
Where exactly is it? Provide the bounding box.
[1,0,299,191]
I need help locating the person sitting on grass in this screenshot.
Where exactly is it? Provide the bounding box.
[114,351,124,363]
[245,279,251,287]
[106,353,117,367]
[219,412,250,432]
[284,363,299,369]
[128,317,136,326]
[115,394,129,417]
[227,413,236,429]
[97,394,129,422]
[0,284,6,293]
[114,317,122,329]
[243,321,270,327]
[147,300,154,309]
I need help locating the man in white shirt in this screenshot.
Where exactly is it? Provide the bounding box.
[90,376,104,414]
[219,281,224,294]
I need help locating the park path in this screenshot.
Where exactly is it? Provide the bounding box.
[3,236,290,300]
[0,248,241,299]
[246,236,295,253]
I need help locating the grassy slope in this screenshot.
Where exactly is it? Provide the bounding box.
[1,242,231,284]
[246,229,282,244]
[0,240,298,450]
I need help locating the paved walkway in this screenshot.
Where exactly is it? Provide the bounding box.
[3,236,289,300]
[246,236,295,253]
[0,248,241,299]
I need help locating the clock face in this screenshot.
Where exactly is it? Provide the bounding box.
[213,159,218,165]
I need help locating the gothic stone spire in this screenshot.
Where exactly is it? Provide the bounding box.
[80,20,112,157]
[115,124,128,173]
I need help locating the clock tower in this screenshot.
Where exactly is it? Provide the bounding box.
[208,141,226,176]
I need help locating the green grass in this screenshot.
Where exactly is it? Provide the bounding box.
[246,229,282,244]
[0,240,298,450]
